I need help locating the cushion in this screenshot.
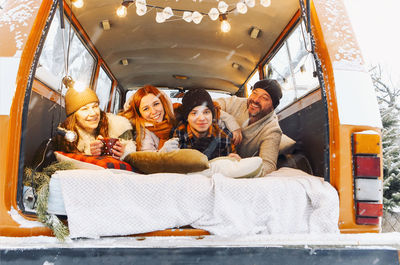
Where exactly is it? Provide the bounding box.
[124,149,209,174]
[55,151,134,171]
[279,134,296,155]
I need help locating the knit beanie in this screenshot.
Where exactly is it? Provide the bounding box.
[253,79,283,109]
[65,87,99,116]
[181,88,215,120]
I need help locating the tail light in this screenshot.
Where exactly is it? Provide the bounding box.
[352,131,383,225]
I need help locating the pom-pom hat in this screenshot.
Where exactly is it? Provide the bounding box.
[65,87,99,116]
[253,79,283,109]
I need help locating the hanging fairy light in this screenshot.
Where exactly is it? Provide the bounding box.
[245,0,255,8]
[115,0,271,28]
[236,2,247,14]
[116,5,127,17]
[183,11,193,22]
[260,0,271,7]
[72,0,84,8]
[217,1,229,13]
[219,14,231,33]
[208,8,219,21]
[192,11,203,24]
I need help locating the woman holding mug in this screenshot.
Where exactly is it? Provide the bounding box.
[56,87,136,159]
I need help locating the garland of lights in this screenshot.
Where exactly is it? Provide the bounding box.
[115,0,272,32]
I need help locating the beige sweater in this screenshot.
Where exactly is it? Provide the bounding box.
[215,96,282,175]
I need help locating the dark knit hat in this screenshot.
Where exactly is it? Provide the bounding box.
[181,88,215,120]
[253,79,282,109]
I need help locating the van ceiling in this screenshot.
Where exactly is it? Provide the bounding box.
[71,0,299,94]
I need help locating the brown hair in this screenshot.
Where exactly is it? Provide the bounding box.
[58,110,109,153]
[119,85,175,150]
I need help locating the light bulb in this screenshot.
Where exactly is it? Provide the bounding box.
[245,0,255,8]
[163,6,174,19]
[116,5,127,17]
[192,11,203,24]
[136,3,147,16]
[236,2,247,14]
[73,81,86,92]
[156,12,166,23]
[72,0,84,8]
[183,11,193,22]
[218,1,228,13]
[221,20,231,33]
[208,7,219,21]
[260,0,271,7]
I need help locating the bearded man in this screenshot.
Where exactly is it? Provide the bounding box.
[215,79,283,175]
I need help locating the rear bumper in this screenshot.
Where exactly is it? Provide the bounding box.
[1,246,399,265]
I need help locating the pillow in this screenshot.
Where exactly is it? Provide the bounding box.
[279,134,296,155]
[123,149,209,174]
[55,151,134,171]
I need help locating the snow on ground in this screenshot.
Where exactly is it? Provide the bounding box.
[8,207,45,228]
[1,233,399,250]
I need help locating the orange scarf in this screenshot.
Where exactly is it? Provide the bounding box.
[145,120,173,150]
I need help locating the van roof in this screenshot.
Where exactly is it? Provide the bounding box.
[71,0,299,94]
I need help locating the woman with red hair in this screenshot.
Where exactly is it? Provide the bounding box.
[120,85,177,151]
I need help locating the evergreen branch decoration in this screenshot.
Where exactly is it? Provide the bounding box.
[36,183,70,241]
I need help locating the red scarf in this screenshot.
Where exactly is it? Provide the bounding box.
[145,120,173,150]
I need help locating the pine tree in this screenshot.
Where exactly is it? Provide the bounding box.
[370,65,400,211]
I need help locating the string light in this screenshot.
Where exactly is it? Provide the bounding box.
[219,14,231,33]
[116,5,127,17]
[115,0,271,29]
[72,0,84,8]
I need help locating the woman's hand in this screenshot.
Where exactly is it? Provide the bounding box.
[231,129,243,146]
[90,137,103,156]
[111,140,125,159]
[228,153,241,161]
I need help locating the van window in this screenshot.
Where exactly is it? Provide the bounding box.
[96,66,113,111]
[265,21,319,111]
[246,70,260,97]
[35,10,96,94]
[110,87,121,114]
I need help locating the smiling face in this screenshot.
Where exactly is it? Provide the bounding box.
[75,102,100,133]
[247,88,274,122]
[187,105,213,138]
[139,93,165,123]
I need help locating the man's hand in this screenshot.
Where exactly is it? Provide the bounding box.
[231,129,243,145]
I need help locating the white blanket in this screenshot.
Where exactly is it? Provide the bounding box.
[49,167,339,238]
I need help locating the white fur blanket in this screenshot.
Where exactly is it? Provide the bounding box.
[48,168,339,238]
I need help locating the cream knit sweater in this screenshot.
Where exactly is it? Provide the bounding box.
[76,113,136,159]
[215,96,282,175]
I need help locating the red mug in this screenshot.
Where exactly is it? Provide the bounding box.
[100,138,118,156]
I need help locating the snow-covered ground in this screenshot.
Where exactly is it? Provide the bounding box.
[1,233,399,250]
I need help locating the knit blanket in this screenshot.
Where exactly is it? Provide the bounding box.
[48,167,339,238]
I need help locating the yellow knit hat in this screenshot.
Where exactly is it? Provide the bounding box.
[65,87,99,116]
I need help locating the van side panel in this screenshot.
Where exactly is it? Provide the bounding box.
[23,91,66,167]
[0,0,54,236]
[311,0,382,232]
[279,96,327,179]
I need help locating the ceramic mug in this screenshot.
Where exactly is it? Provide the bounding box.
[100,138,118,156]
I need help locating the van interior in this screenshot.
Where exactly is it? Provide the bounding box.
[21,0,326,214]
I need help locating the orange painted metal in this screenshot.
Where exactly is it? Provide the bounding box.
[310,0,382,233]
[0,0,54,236]
[353,133,381,155]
